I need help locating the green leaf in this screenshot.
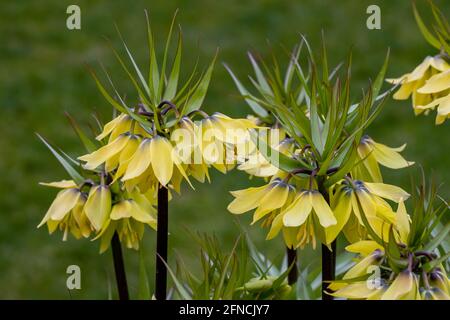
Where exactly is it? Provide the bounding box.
[138,240,151,300]
[116,24,154,104]
[324,142,356,188]
[251,130,312,172]
[107,43,153,108]
[65,112,98,153]
[184,50,218,113]
[309,73,325,156]
[36,134,84,185]
[224,64,269,118]
[423,252,450,272]
[248,52,272,96]
[429,1,450,38]
[157,253,192,300]
[385,227,402,273]
[158,10,178,101]
[320,32,329,87]
[163,27,182,101]
[284,41,303,92]
[436,31,450,56]
[423,222,450,252]
[272,260,293,290]
[144,10,160,101]
[214,235,241,299]
[371,49,390,107]
[413,1,441,49]
[89,67,147,126]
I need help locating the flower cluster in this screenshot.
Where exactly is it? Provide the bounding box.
[387,1,450,124]
[387,55,450,124]
[226,41,414,249]
[37,15,257,252]
[329,199,449,300]
[38,178,157,252]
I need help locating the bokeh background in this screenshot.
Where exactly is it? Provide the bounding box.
[0,0,449,299]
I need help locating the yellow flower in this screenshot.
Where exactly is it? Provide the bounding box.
[325,180,410,244]
[328,248,385,297]
[329,219,450,301]
[282,191,337,228]
[345,240,384,257]
[387,55,450,124]
[331,260,423,300]
[415,69,450,124]
[228,178,295,223]
[39,177,158,252]
[381,270,420,300]
[196,113,257,173]
[38,180,92,240]
[78,133,141,172]
[387,55,450,113]
[121,135,190,189]
[96,113,149,141]
[238,135,292,178]
[84,184,112,231]
[422,269,450,300]
[228,174,339,249]
[94,196,157,253]
[354,136,414,182]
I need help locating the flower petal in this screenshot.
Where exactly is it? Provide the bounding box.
[311,191,337,227]
[282,192,312,227]
[365,182,410,202]
[345,240,384,257]
[38,189,81,227]
[150,136,174,186]
[418,70,450,94]
[372,141,414,169]
[84,185,111,230]
[252,182,290,222]
[79,134,130,170]
[381,271,414,300]
[39,180,77,189]
[122,139,152,181]
[325,192,352,244]
[228,185,269,214]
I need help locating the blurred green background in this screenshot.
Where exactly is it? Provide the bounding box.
[0,0,449,299]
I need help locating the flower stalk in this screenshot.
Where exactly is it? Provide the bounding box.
[318,177,336,300]
[286,247,298,285]
[111,232,129,300]
[155,184,169,300]
[321,241,336,300]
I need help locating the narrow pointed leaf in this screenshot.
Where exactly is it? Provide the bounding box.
[36,134,84,185]
[184,51,218,113]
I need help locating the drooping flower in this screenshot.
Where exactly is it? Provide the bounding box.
[196,112,257,173]
[78,133,142,172]
[329,200,450,300]
[121,135,188,188]
[38,180,92,240]
[38,178,158,252]
[282,191,337,228]
[228,173,340,249]
[96,114,150,141]
[238,134,292,178]
[324,179,410,244]
[387,55,450,123]
[94,195,157,252]
[353,136,414,182]
[228,177,295,223]
[415,70,450,124]
[84,184,112,231]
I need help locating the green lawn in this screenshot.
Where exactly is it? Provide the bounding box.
[0,0,449,299]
